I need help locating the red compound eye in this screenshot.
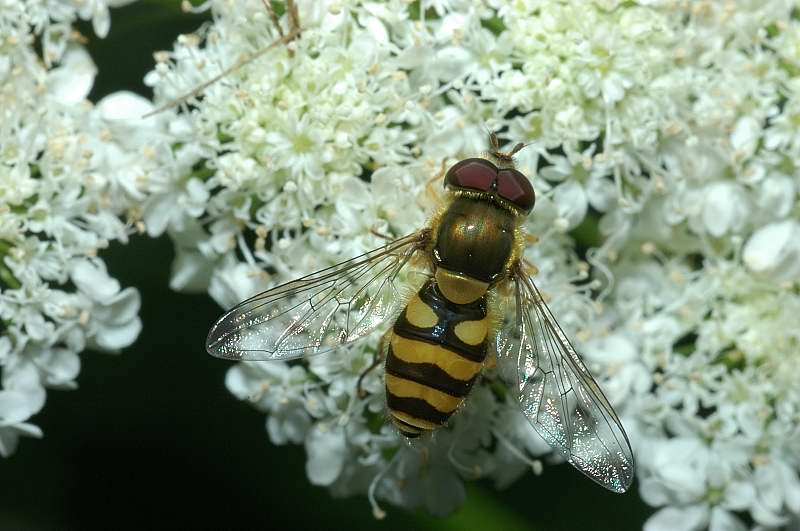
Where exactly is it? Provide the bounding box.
[496,168,535,212]
[444,158,497,192]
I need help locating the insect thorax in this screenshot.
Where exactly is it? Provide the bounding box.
[433,195,516,285]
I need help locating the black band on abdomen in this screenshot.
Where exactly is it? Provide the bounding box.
[386,393,451,425]
[392,280,488,363]
[385,347,476,397]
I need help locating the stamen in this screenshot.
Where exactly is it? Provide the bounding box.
[181,0,212,14]
[585,245,616,304]
[338,385,360,426]
[447,438,481,477]
[237,233,256,266]
[368,450,402,520]
[143,29,300,118]
[492,428,543,475]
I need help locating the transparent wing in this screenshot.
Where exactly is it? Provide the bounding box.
[495,263,635,493]
[206,231,430,361]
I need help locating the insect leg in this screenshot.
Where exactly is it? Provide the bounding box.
[518,234,540,276]
[522,258,539,276]
[356,330,390,398]
[484,350,497,370]
[369,228,395,241]
[423,158,448,204]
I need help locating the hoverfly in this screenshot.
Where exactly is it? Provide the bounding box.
[205,134,635,493]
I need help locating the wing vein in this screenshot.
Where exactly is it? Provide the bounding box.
[205,231,430,361]
[494,261,635,493]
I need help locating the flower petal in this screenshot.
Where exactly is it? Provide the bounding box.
[71,259,121,301]
[305,425,346,486]
[644,505,708,531]
[46,47,97,104]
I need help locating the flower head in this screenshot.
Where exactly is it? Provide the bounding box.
[145,0,800,524]
[0,1,147,455]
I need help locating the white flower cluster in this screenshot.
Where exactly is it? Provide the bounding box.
[0,1,146,455]
[144,0,800,525]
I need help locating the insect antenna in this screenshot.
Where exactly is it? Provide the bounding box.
[486,130,535,165]
[506,141,526,157]
[489,130,501,151]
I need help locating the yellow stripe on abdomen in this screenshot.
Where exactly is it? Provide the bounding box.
[389,410,441,431]
[385,374,462,413]
[454,318,488,345]
[404,294,439,328]
[389,334,482,381]
[386,277,490,437]
[435,268,488,304]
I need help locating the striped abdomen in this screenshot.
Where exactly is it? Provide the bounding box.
[385,279,489,438]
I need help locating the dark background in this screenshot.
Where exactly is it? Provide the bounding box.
[0,2,652,529]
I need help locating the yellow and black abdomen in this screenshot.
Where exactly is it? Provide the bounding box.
[385,279,489,438]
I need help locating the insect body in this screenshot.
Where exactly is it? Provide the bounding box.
[384,157,529,437]
[386,278,490,437]
[206,135,635,493]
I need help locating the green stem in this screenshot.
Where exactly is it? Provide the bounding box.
[415,484,537,531]
[0,263,21,290]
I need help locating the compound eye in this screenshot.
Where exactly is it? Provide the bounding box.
[496,168,535,212]
[444,158,497,192]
